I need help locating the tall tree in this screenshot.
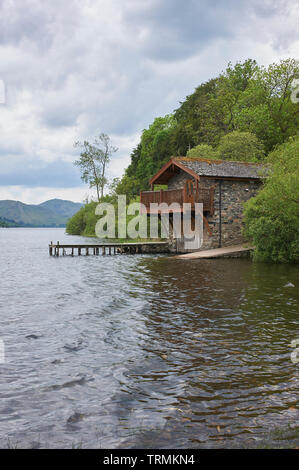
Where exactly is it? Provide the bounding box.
[135,115,176,190]
[234,59,299,152]
[74,133,118,201]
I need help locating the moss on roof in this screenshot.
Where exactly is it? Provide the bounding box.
[173,157,266,179]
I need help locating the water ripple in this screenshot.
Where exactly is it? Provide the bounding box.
[0,228,298,448]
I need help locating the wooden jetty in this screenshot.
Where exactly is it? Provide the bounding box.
[49,241,168,257]
[174,244,254,259]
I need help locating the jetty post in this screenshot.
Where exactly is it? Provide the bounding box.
[48,241,169,257]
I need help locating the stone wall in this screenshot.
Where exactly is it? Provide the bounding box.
[168,169,196,189]
[166,171,261,252]
[201,178,261,250]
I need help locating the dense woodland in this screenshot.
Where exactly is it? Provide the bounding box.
[115,58,299,197]
[66,58,299,262]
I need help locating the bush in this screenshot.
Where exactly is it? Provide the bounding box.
[218,131,265,161]
[187,144,219,159]
[66,202,98,236]
[65,197,159,241]
[244,134,299,262]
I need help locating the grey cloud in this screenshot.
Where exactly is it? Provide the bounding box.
[0,159,82,188]
[0,0,81,49]
[0,0,297,199]
[252,0,288,18]
[121,0,283,62]
[40,95,83,128]
[0,1,53,48]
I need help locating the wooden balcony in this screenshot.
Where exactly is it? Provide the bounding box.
[140,186,214,214]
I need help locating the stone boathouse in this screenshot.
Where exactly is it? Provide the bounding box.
[140,157,264,253]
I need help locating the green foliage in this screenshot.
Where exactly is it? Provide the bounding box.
[66,202,98,236]
[186,143,219,159]
[217,131,265,161]
[114,117,176,197]
[244,135,299,263]
[136,115,176,189]
[174,58,298,155]
[66,196,160,241]
[234,59,299,152]
[114,171,139,203]
[0,218,9,227]
[173,59,259,150]
[116,58,298,197]
[68,58,299,263]
[186,131,265,162]
[66,195,122,237]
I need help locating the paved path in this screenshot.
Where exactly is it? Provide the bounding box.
[175,244,254,259]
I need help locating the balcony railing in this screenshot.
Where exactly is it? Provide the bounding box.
[140,187,214,214]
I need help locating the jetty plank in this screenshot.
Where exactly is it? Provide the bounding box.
[174,244,254,259]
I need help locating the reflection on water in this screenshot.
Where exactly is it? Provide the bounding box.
[0,228,298,448]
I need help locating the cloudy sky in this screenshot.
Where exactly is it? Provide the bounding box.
[0,0,298,204]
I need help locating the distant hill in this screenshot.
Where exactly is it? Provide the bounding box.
[38,199,84,218]
[0,199,83,227]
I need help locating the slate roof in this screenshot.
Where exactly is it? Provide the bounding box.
[174,157,265,179]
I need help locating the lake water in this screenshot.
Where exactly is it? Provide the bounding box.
[0,228,298,448]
